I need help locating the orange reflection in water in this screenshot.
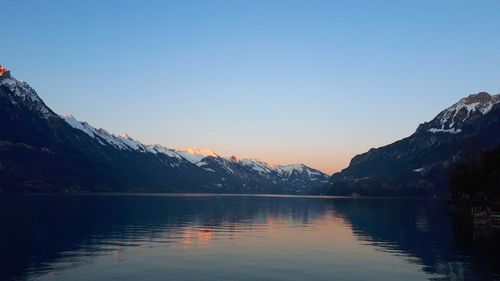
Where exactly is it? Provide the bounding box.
[176,210,355,250]
[181,228,214,248]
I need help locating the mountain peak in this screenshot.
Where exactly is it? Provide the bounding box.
[0,65,11,80]
[182,148,218,157]
[326,91,500,197]
[0,73,54,118]
[457,92,500,110]
[462,92,493,103]
[424,92,500,134]
[454,92,500,113]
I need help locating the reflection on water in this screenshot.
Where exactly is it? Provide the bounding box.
[0,194,499,281]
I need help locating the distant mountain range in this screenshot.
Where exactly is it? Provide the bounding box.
[320,92,500,196]
[3,65,498,196]
[0,67,328,193]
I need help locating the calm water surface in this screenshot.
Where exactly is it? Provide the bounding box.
[1,194,499,281]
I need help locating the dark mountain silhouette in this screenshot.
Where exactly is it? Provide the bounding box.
[320,92,500,196]
[0,66,327,193]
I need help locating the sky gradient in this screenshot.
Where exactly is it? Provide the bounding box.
[2,0,500,174]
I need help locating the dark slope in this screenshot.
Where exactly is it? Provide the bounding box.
[322,92,500,196]
[0,76,209,192]
[0,69,328,193]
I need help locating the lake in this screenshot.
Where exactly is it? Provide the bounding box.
[1,194,499,281]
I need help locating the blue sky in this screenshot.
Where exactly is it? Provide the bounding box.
[2,0,500,173]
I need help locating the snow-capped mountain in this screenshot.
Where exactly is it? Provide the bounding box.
[321,92,500,197]
[60,113,329,192]
[423,92,500,134]
[0,75,55,119]
[0,66,328,193]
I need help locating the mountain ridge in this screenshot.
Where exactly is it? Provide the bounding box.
[321,91,500,196]
[0,66,328,193]
[59,113,327,177]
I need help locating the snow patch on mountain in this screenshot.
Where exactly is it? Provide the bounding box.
[239,159,275,174]
[428,92,500,134]
[185,148,217,157]
[175,148,218,164]
[62,114,98,138]
[119,134,145,151]
[275,164,306,175]
[276,164,324,177]
[59,115,328,180]
[1,77,52,118]
[0,77,42,103]
[60,115,222,166]
[225,157,327,179]
[428,128,462,134]
[176,150,212,164]
[145,145,182,159]
[60,114,148,151]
